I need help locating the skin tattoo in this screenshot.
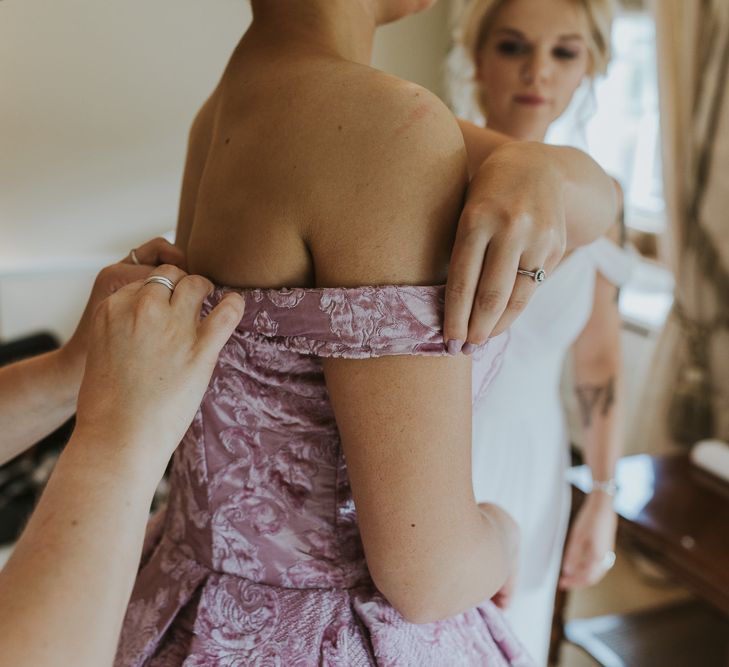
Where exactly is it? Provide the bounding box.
[576,376,615,428]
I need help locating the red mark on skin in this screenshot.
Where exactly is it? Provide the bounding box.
[395,103,432,135]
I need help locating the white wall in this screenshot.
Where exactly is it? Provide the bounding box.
[0,0,252,263]
[0,0,452,341]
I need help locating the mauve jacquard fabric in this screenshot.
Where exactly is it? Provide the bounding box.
[114,285,534,667]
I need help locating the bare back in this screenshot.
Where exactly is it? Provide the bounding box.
[178,36,468,290]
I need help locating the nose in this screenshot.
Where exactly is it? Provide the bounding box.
[521,47,553,86]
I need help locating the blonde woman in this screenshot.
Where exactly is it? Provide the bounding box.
[459,0,632,663]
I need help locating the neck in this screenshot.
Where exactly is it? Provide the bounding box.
[249,0,377,65]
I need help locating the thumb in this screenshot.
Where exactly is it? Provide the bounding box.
[561,532,583,577]
[197,293,246,359]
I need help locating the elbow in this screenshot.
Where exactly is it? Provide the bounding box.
[370,564,501,626]
[380,586,462,625]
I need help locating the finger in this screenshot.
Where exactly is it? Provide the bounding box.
[128,237,187,270]
[197,293,246,358]
[170,274,215,319]
[489,251,548,337]
[112,277,148,300]
[559,562,589,589]
[560,535,583,579]
[561,540,604,589]
[140,264,188,302]
[561,561,603,590]
[464,235,521,346]
[96,264,155,297]
[444,207,493,350]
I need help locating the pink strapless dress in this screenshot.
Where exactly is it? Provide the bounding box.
[114,285,533,667]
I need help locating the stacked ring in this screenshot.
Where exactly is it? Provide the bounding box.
[143,275,176,294]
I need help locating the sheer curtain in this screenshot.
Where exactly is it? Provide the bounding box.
[635,0,729,451]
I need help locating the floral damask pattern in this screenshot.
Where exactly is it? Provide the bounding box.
[114,285,528,667]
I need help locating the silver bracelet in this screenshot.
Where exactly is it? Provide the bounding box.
[590,478,619,497]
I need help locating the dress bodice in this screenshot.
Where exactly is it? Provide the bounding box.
[168,285,507,588]
[115,284,529,667]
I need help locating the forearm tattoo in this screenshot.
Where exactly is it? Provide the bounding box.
[576,376,615,429]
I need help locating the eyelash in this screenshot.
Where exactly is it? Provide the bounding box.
[496,41,579,60]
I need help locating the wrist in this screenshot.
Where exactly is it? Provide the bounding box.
[589,475,619,497]
[52,344,86,404]
[65,424,168,492]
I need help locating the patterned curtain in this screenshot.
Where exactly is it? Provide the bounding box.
[636,0,729,450]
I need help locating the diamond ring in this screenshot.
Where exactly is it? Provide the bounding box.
[517,267,547,284]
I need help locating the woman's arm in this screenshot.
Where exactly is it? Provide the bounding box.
[325,355,518,622]
[444,119,619,346]
[0,265,245,667]
[312,84,518,623]
[560,237,623,589]
[456,119,617,250]
[0,238,184,465]
[0,349,79,465]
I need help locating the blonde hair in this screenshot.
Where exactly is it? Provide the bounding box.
[460,0,615,77]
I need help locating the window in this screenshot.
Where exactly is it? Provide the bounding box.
[547,11,665,234]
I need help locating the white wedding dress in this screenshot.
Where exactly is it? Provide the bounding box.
[472,237,634,666]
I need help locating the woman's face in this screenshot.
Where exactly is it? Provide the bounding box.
[475,0,592,140]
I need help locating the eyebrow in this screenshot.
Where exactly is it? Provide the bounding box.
[494,27,585,42]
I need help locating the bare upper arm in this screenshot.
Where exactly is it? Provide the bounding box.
[310,80,469,287]
[176,93,217,253]
[456,118,511,179]
[316,82,484,612]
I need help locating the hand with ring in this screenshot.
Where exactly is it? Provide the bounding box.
[75,264,245,476]
[444,139,617,353]
[0,265,244,667]
[59,237,186,391]
[559,492,618,590]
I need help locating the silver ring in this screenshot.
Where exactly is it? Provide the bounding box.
[600,550,617,571]
[129,248,140,265]
[143,275,176,293]
[517,267,547,284]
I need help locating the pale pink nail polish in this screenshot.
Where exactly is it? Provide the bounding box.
[447,339,464,356]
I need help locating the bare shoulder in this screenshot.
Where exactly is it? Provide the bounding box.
[344,67,465,158]
[176,91,219,252]
[313,65,466,175]
[310,67,469,288]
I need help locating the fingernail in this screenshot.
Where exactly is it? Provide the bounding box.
[462,342,477,356]
[446,339,464,356]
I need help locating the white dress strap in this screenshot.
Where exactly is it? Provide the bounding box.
[585,237,636,287]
